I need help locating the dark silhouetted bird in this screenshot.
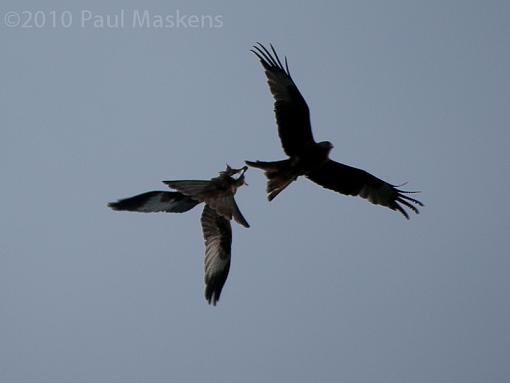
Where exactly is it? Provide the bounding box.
[246,43,423,219]
[108,165,249,305]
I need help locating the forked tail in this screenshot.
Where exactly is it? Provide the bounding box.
[245,159,297,201]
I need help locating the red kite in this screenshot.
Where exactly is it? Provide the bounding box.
[108,165,249,305]
[246,43,423,219]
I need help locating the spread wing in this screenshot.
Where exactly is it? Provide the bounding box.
[164,180,250,228]
[163,180,214,199]
[252,43,315,156]
[307,160,423,219]
[108,191,200,213]
[201,205,232,305]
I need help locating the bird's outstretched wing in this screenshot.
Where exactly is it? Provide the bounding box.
[307,160,423,219]
[108,191,200,213]
[163,180,214,198]
[164,180,250,228]
[252,43,315,156]
[201,205,232,305]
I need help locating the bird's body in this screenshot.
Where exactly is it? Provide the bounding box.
[247,140,333,200]
[108,165,249,305]
[246,43,423,218]
[163,165,249,228]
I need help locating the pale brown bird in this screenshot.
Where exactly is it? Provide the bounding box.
[246,43,423,219]
[108,165,249,305]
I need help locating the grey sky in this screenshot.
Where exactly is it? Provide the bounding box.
[1,1,509,382]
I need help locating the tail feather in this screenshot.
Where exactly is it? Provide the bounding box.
[245,159,297,201]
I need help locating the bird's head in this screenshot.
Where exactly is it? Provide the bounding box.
[318,141,334,154]
[235,165,249,187]
[235,171,248,187]
[221,164,249,186]
[222,164,248,175]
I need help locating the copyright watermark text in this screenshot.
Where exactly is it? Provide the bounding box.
[1,9,224,29]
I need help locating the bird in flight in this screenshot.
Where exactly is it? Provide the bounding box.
[108,165,249,305]
[246,43,423,219]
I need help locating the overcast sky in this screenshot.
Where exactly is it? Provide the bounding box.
[1,1,509,382]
